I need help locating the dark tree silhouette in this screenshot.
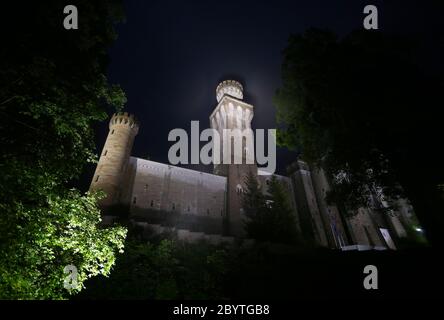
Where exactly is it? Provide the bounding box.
[242,172,299,244]
[274,29,444,246]
[242,170,268,240]
[0,1,127,298]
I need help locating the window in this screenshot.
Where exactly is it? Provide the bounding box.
[266,179,270,185]
[236,184,243,194]
[133,197,137,204]
[111,129,114,135]
[172,203,175,210]
[188,206,190,212]
[144,184,148,192]
[103,150,108,156]
[95,175,99,182]
[150,200,154,207]
[207,209,210,215]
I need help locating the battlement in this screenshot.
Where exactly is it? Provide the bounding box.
[109,112,140,132]
[216,80,243,103]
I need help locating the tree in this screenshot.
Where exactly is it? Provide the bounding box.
[76,239,232,300]
[241,170,268,240]
[0,1,128,298]
[265,176,299,244]
[242,172,299,244]
[0,191,127,299]
[274,28,444,245]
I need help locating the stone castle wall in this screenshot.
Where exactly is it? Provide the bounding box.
[288,161,329,247]
[310,167,349,248]
[347,208,387,247]
[128,158,227,231]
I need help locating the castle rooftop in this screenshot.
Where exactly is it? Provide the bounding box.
[216,80,243,103]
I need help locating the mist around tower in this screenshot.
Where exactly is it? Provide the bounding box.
[167,122,276,175]
[165,79,277,175]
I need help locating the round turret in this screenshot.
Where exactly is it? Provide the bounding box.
[216,80,243,102]
[90,112,139,209]
[109,112,140,133]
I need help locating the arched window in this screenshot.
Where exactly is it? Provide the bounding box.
[236,184,243,194]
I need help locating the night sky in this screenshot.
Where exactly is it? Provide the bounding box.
[81,0,443,190]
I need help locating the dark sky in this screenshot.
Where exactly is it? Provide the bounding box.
[81,0,443,189]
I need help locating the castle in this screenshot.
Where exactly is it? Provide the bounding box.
[90,80,420,250]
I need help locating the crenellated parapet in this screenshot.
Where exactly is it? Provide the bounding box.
[109,112,139,134]
[216,80,243,102]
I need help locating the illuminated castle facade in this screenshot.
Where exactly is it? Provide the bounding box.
[90,80,419,250]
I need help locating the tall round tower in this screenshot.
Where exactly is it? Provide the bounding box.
[210,80,256,237]
[89,112,139,209]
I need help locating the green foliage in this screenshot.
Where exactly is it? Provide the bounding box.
[274,29,407,204]
[274,29,444,243]
[242,172,299,244]
[396,225,428,250]
[0,191,127,299]
[242,170,268,219]
[265,176,300,244]
[1,1,126,188]
[241,171,268,239]
[0,1,128,298]
[77,239,231,300]
[78,237,444,299]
